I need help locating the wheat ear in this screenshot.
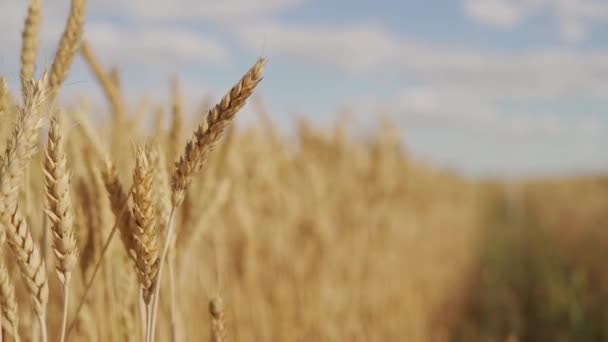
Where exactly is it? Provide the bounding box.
[130,147,160,342]
[131,147,159,305]
[0,262,19,342]
[48,0,86,99]
[0,76,48,342]
[171,58,265,206]
[0,76,47,212]
[5,207,48,342]
[209,297,226,342]
[43,114,78,342]
[20,0,41,100]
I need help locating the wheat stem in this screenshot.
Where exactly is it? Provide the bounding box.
[37,313,47,342]
[59,283,69,342]
[148,207,176,342]
[66,185,133,338]
[168,252,179,342]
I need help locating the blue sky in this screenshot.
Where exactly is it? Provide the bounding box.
[1,0,608,178]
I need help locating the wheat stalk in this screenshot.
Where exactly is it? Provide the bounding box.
[79,41,125,120]
[43,114,78,342]
[66,181,134,339]
[148,57,264,342]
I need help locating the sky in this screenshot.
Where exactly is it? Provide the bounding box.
[0,0,607,178]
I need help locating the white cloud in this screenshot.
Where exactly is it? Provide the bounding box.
[238,23,401,73]
[89,0,301,23]
[398,87,440,113]
[462,0,544,28]
[0,2,231,80]
[236,21,608,101]
[462,0,608,42]
[85,23,229,70]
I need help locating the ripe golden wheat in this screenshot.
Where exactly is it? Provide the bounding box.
[0,2,483,342]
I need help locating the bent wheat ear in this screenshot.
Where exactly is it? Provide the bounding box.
[171,58,265,206]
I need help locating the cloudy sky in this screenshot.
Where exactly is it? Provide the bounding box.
[1,0,607,178]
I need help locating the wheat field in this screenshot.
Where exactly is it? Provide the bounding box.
[1,1,606,342]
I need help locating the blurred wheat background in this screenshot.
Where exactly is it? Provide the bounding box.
[0,1,607,342]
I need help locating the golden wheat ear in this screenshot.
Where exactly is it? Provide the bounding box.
[171,58,266,207]
[20,0,41,101]
[43,113,78,342]
[0,73,49,342]
[131,146,160,306]
[48,0,86,99]
[44,113,79,284]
